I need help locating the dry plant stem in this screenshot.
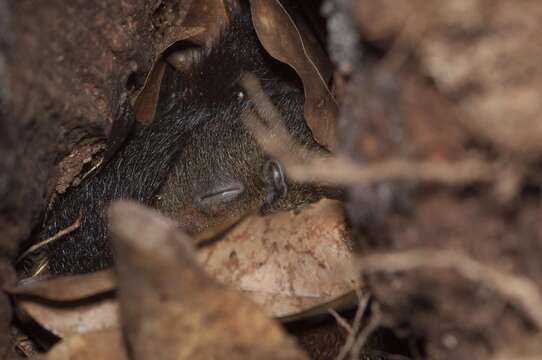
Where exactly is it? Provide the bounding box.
[249,109,494,187]
[329,308,353,334]
[358,249,542,330]
[350,303,381,360]
[241,72,290,133]
[335,294,370,360]
[16,215,82,263]
[286,155,494,187]
[242,73,494,188]
[80,157,104,182]
[30,259,48,278]
[109,201,308,360]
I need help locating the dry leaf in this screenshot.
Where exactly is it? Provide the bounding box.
[109,200,308,360]
[198,199,358,318]
[47,329,127,360]
[249,0,338,150]
[18,297,118,338]
[134,0,229,126]
[133,26,204,126]
[8,271,114,301]
[9,271,117,338]
[10,201,356,339]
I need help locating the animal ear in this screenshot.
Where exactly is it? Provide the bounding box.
[262,159,288,209]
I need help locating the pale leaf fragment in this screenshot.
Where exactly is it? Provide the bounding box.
[198,199,358,318]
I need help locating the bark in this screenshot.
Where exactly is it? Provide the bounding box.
[1,1,186,356]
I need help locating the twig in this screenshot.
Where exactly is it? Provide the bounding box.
[247,105,494,187]
[329,308,353,334]
[350,302,382,360]
[241,74,494,189]
[17,215,82,263]
[335,292,370,360]
[80,157,103,181]
[286,154,493,187]
[358,249,542,330]
[29,258,49,278]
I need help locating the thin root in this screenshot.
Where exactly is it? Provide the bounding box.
[17,215,82,264]
[358,249,542,330]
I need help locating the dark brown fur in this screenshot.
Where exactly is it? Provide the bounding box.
[38,5,328,274]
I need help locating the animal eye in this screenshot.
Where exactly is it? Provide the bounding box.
[197,182,245,212]
[236,90,246,100]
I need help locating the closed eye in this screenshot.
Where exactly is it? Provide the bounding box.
[197,183,245,210]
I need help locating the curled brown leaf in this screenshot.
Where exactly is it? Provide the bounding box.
[109,200,308,360]
[134,0,230,126]
[199,199,359,319]
[249,0,338,150]
[8,271,117,338]
[47,329,127,360]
